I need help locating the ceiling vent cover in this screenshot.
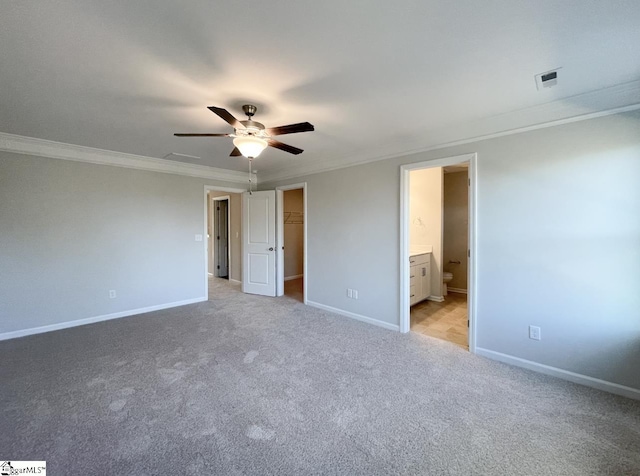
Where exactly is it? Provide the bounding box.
[163,152,201,161]
[535,68,561,90]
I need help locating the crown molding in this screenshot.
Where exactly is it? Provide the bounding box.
[0,132,252,185]
[2,80,639,187]
[260,80,640,184]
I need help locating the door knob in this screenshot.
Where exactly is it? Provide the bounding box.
[268,247,274,251]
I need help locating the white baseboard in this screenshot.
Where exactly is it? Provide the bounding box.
[284,274,303,281]
[427,295,445,302]
[0,297,207,342]
[306,300,400,332]
[448,287,467,294]
[475,348,640,401]
[229,278,241,285]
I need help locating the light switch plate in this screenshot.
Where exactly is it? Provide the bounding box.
[529,325,541,340]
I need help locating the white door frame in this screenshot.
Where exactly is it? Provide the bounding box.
[203,185,246,300]
[400,153,478,353]
[275,183,308,304]
[211,195,231,278]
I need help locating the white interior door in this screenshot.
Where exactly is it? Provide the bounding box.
[242,191,276,296]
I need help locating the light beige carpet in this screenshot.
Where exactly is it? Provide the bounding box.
[1,278,639,475]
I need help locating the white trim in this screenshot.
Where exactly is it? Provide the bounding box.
[203,185,248,194]
[447,287,468,294]
[427,296,445,303]
[400,153,478,355]
[276,189,285,296]
[229,278,241,285]
[306,300,400,332]
[475,348,640,401]
[0,132,252,185]
[204,185,246,299]
[0,297,206,342]
[276,183,308,305]
[284,274,303,281]
[468,156,478,353]
[260,82,640,184]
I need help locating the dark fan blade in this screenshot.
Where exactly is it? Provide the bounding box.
[174,133,230,137]
[230,147,242,157]
[265,122,314,136]
[207,106,245,129]
[267,139,303,155]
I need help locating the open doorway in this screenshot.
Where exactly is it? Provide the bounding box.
[400,154,477,352]
[282,189,304,302]
[211,196,229,279]
[275,183,307,303]
[204,186,245,301]
[241,184,307,301]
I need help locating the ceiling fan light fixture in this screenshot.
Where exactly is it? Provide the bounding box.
[233,136,268,158]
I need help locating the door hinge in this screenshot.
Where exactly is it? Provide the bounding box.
[468,178,470,186]
[468,249,470,257]
[217,265,220,269]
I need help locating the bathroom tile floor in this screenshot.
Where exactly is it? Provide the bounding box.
[410,292,468,350]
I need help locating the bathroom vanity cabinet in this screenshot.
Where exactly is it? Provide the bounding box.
[410,252,431,305]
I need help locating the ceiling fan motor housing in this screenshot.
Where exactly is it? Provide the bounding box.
[239,120,266,133]
[242,104,257,118]
[239,105,265,136]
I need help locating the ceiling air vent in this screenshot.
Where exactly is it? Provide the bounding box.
[163,152,201,161]
[535,68,561,90]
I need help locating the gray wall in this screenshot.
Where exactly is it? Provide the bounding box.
[262,111,640,391]
[0,152,246,334]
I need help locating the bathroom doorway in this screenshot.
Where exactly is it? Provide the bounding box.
[399,153,477,352]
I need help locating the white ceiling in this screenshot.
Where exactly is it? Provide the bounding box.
[1,1,639,177]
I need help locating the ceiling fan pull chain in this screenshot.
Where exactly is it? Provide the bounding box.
[248,158,253,195]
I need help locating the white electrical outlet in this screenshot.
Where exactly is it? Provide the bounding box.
[109,290,117,299]
[529,325,541,340]
[347,288,353,298]
[353,290,358,299]
[195,234,203,242]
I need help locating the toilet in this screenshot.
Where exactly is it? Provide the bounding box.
[442,272,453,296]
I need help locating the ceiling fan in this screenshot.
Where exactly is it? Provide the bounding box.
[174,105,314,159]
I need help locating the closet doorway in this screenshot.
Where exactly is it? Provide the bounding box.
[276,184,307,303]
